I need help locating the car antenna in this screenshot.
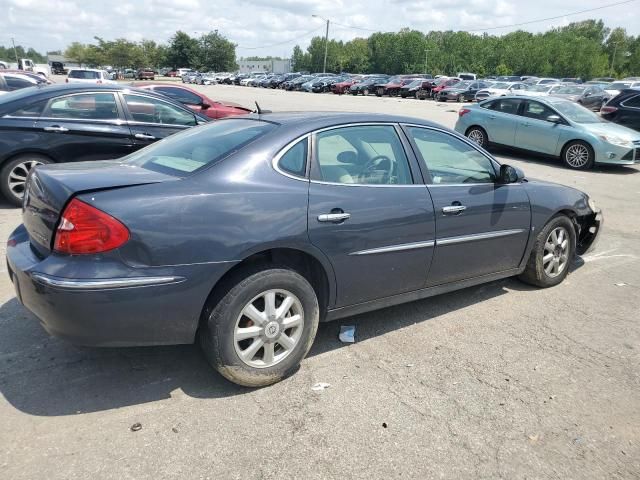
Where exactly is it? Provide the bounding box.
[254,102,271,115]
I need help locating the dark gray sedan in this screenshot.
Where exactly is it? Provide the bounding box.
[549,84,608,110]
[7,113,602,387]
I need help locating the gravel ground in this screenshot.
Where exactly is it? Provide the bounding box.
[0,79,638,479]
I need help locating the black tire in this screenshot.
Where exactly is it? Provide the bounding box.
[0,154,52,206]
[457,94,464,103]
[518,215,576,288]
[465,126,488,148]
[376,87,383,97]
[363,88,369,96]
[561,140,594,170]
[199,268,320,387]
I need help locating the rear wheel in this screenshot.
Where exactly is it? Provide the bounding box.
[362,88,369,96]
[519,215,575,288]
[457,94,464,102]
[465,126,488,148]
[562,140,594,170]
[0,154,52,206]
[199,268,319,387]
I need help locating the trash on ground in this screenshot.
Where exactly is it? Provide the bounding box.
[615,282,627,287]
[406,363,414,368]
[311,382,330,391]
[130,422,142,432]
[339,325,356,343]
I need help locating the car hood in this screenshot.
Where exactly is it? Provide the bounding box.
[551,93,581,101]
[579,121,640,140]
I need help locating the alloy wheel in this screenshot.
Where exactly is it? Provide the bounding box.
[8,159,42,199]
[233,289,304,368]
[565,144,589,168]
[543,227,570,278]
[467,129,485,147]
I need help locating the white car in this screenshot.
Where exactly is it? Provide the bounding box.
[604,80,640,98]
[0,72,41,94]
[514,83,563,97]
[475,82,527,101]
[240,75,264,86]
[66,69,115,84]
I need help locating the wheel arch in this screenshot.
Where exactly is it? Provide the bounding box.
[560,138,594,158]
[0,149,57,168]
[199,246,336,330]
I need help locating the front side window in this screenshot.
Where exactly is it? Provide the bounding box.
[407,127,496,184]
[521,101,556,122]
[46,93,119,120]
[278,138,308,177]
[123,94,196,126]
[125,119,276,177]
[314,125,412,185]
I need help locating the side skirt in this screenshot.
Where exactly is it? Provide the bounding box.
[324,267,523,322]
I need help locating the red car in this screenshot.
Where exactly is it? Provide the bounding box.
[430,78,461,99]
[137,83,252,119]
[331,77,362,95]
[374,76,421,97]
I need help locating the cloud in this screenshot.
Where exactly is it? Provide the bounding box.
[0,0,638,58]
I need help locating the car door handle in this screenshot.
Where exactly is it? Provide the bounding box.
[520,122,531,127]
[489,115,496,119]
[135,133,156,140]
[442,205,467,215]
[317,213,351,223]
[43,126,69,133]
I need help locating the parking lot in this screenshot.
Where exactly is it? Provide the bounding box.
[1,81,639,479]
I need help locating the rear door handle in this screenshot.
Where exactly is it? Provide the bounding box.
[43,126,69,133]
[318,213,351,223]
[489,115,496,119]
[442,205,466,215]
[135,133,156,140]
[520,122,531,127]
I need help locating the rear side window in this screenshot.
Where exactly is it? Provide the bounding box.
[622,94,640,108]
[5,76,34,90]
[124,119,276,177]
[46,93,119,120]
[68,70,100,79]
[487,98,521,115]
[123,94,196,126]
[277,138,308,177]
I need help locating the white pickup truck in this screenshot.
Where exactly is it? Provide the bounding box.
[0,58,51,77]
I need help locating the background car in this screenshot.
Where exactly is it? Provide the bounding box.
[6,112,601,388]
[197,73,217,85]
[437,81,492,102]
[0,71,45,94]
[400,79,432,98]
[455,96,640,169]
[137,83,252,119]
[474,82,527,101]
[514,83,563,97]
[0,84,208,204]
[430,78,461,98]
[600,88,640,132]
[66,69,115,85]
[136,68,155,80]
[604,80,640,98]
[549,84,608,110]
[349,76,388,95]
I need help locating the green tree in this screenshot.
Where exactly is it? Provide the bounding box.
[197,31,237,71]
[166,31,199,69]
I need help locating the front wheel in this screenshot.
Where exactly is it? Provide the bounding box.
[0,154,52,206]
[519,215,575,288]
[199,268,319,387]
[562,140,594,170]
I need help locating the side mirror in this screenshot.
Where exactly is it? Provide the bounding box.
[499,164,525,184]
[584,92,591,97]
[547,114,561,123]
[200,102,211,110]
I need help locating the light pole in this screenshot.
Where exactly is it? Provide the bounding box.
[424,48,431,75]
[312,14,329,73]
[11,37,19,64]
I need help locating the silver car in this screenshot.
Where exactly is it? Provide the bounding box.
[454,95,640,169]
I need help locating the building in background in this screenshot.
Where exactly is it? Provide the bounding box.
[237,58,291,74]
[47,54,81,69]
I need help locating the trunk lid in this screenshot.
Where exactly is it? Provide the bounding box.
[23,160,176,256]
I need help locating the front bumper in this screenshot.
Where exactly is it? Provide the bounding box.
[595,142,640,165]
[576,208,603,255]
[6,225,233,347]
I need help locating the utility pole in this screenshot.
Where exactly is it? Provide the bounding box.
[424,49,431,75]
[610,42,619,76]
[11,37,19,64]
[313,15,330,73]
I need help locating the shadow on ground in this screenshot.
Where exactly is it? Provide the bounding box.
[0,276,531,417]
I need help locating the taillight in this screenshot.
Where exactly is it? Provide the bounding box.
[54,198,129,254]
[459,108,471,117]
[600,106,618,114]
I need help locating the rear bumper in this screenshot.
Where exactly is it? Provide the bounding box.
[6,224,234,347]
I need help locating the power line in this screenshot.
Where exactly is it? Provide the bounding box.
[237,26,324,50]
[467,0,638,32]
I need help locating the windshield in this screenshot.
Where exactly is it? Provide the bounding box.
[491,82,509,89]
[124,119,276,177]
[555,86,586,95]
[406,79,423,87]
[609,82,632,89]
[69,70,100,79]
[452,81,471,89]
[552,101,602,124]
[526,84,551,92]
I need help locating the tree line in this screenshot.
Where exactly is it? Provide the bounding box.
[0,45,47,64]
[292,20,640,79]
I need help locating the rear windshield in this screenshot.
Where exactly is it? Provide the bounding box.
[69,70,100,79]
[124,119,276,177]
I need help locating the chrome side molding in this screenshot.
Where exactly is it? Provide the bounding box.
[31,273,185,290]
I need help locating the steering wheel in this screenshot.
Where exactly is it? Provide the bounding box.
[359,155,394,184]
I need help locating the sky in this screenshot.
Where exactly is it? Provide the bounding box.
[2,0,639,58]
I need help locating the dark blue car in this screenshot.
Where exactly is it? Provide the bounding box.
[6,112,602,386]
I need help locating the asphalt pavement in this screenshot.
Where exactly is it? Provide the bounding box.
[0,80,638,479]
